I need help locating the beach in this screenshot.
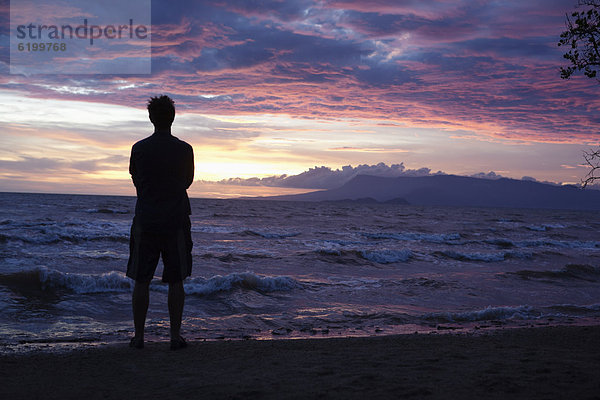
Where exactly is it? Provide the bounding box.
[2,325,599,399]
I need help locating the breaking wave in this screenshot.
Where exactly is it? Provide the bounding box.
[424,303,600,323]
[0,267,132,293]
[0,267,299,296]
[0,232,130,245]
[525,224,566,231]
[436,250,532,262]
[192,226,301,239]
[505,264,600,282]
[362,232,461,243]
[315,248,413,264]
[359,249,412,264]
[424,305,541,322]
[183,272,300,295]
[485,237,600,250]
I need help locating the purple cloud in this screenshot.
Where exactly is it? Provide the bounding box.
[1,0,597,144]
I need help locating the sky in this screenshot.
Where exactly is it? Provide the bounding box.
[0,0,599,198]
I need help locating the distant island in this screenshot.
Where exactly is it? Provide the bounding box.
[248,174,600,211]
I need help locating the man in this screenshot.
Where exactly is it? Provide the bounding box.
[127,95,194,350]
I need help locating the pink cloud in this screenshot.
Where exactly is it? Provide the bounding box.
[2,0,596,145]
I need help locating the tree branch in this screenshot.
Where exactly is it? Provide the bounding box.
[582,149,600,188]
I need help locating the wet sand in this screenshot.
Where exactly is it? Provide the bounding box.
[2,325,599,399]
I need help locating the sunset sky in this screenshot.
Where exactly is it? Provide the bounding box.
[0,0,599,198]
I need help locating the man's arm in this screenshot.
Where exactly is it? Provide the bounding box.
[185,145,194,189]
[129,146,138,188]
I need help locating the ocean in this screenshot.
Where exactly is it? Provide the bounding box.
[1,192,599,352]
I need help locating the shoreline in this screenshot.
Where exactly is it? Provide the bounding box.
[2,325,599,399]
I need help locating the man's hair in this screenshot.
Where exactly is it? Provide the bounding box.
[147,95,175,127]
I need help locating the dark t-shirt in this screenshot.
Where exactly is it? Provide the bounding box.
[129,131,194,232]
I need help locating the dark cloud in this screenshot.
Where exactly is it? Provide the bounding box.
[0,0,8,34]
[453,37,560,60]
[211,0,314,21]
[354,62,416,87]
[338,10,431,38]
[2,0,598,143]
[193,45,275,71]
[0,0,8,65]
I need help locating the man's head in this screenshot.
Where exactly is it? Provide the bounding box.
[148,95,175,129]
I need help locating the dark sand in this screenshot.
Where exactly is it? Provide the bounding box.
[2,326,599,399]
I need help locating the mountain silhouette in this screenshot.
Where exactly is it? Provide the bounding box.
[254,174,600,210]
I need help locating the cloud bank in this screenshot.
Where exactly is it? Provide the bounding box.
[1,0,598,143]
[208,163,515,189]
[209,162,572,190]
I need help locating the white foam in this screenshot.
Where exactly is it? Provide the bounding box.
[360,249,412,264]
[363,232,461,243]
[425,303,600,322]
[183,272,299,295]
[192,225,301,239]
[424,305,540,322]
[35,267,133,293]
[7,267,299,296]
[526,223,566,231]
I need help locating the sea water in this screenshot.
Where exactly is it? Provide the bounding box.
[1,192,599,352]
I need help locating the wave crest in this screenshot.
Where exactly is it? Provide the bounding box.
[0,268,300,296]
[360,249,412,264]
[0,267,132,293]
[436,250,532,262]
[362,232,461,243]
[184,272,300,295]
[506,264,600,282]
[424,305,540,322]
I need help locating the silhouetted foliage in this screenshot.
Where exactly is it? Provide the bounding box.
[559,0,600,81]
[559,2,600,187]
[582,149,600,188]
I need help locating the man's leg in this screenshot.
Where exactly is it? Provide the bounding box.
[165,221,191,349]
[132,281,150,343]
[168,280,185,341]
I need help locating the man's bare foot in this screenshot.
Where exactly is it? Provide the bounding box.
[129,336,144,349]
[170,336,187,350]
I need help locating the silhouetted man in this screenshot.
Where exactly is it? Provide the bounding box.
[127,95,194,350]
